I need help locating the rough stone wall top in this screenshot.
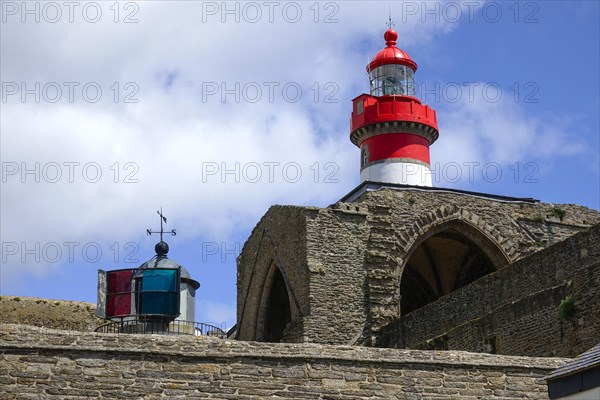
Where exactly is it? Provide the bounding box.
[0,296,103,332]
[1,323,568,399]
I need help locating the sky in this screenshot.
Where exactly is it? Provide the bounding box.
[1,0,599,330]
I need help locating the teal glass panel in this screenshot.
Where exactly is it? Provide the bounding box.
[139,269,179,316]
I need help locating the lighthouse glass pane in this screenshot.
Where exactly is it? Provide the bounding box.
[139,268,179,316]
[405,67,415,95]
[106,269,133,317]
[370,65,415,97]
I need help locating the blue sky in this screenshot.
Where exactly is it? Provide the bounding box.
[1,1,599,330]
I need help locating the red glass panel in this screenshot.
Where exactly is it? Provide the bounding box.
[106,270,133,317]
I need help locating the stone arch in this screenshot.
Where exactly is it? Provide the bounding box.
[255,262,293,342]
[236,228,303,342]
[396,205,516,262]
[398,208,511,316]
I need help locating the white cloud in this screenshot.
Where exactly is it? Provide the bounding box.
[2,2,462,288]
[3,1,594,300]
[431,85,587,179]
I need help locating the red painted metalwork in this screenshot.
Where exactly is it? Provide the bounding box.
[367,29,418,72]
[362,134,430,166]
[350,94,438,141]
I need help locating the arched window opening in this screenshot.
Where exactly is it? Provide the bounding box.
[400,228,497,316]
[264,268,292,342]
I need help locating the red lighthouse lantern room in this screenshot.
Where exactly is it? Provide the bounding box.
[350,28,439,186]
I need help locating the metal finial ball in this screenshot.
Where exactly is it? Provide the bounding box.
[384,29,398,46]
[155,241,169,256]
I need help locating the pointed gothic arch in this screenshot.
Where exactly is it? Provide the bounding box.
[399,219,509,316]
[236,226,305,342]
[254,262,292,342]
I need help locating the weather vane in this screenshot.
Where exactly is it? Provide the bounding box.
[387,6,395,29]
[146,207,176,241]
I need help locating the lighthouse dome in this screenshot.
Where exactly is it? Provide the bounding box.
[367,29,418,73]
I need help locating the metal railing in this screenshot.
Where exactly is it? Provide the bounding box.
[95,317,226,338]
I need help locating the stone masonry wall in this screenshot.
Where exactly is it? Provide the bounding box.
[236,205,311,342]
[1,323,567,399]
[383,223,600,358]
[304,203,370,344]
[236,186,600,346]
[348,189,599,344]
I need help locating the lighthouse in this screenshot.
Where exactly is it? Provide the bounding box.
[94,209,225,337]
[350,28,439,186]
